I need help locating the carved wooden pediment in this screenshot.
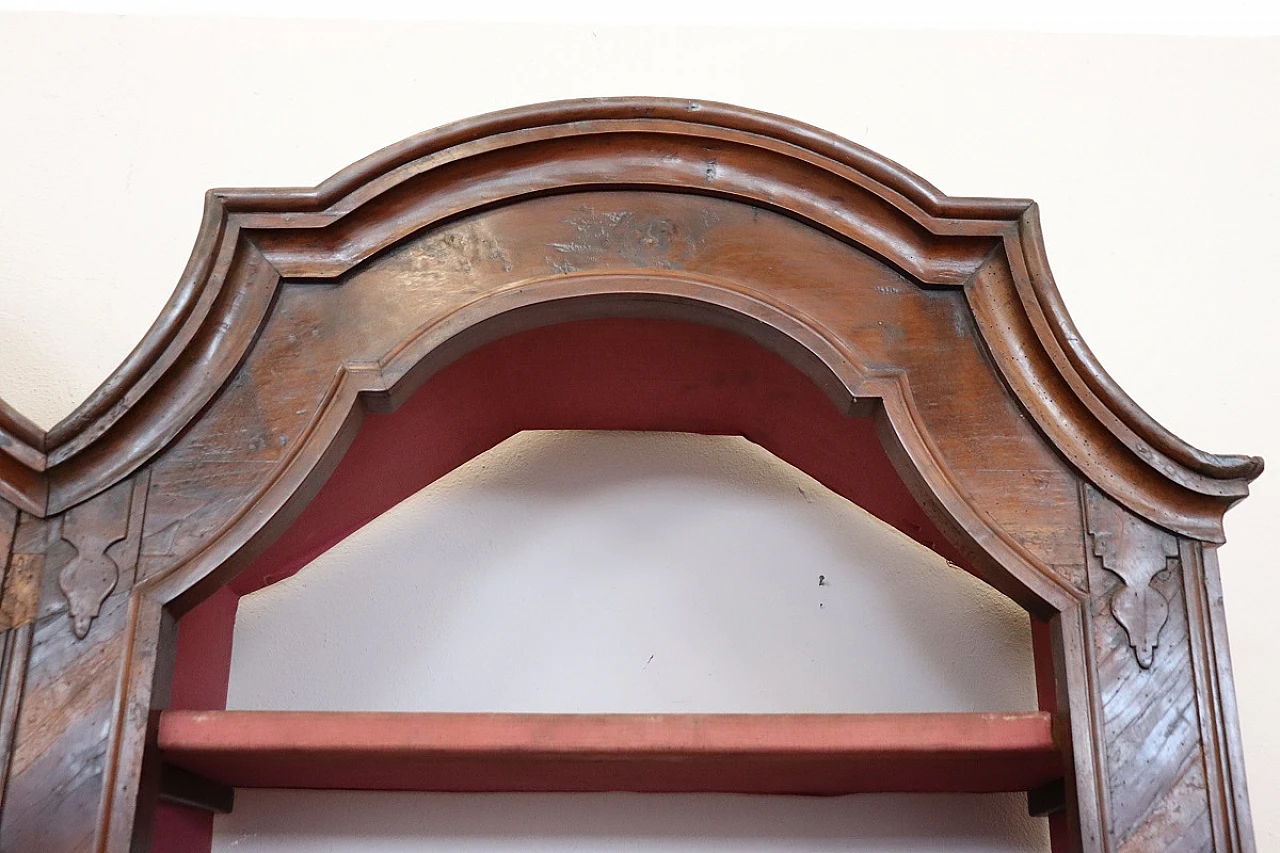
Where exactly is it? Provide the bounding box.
[0,99,1260,852]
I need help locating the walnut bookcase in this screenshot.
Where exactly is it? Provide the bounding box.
[0,98,1260,853]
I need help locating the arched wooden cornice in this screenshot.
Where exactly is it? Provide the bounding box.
[0,98,1259,543]
[0,99,1259,853]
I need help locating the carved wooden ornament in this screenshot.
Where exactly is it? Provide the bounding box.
[1086,485,1181,669]
[0,99,1260,852]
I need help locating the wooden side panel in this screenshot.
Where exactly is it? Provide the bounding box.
[0,476,151,853]
[0,625,30,815]
[0,499,29,809]
[0,503,20,629]
[1083,486,1248,852]
[1,590,131,852]
[1183,545,1255,853]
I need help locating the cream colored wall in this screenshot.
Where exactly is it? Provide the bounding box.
[0,12,1276,847]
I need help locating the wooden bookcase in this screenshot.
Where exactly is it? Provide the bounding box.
[0,98,1259,852]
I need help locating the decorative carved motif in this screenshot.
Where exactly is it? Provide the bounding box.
[58,532,124,639]
[1085,486,1180,669]
[55,475,147,639]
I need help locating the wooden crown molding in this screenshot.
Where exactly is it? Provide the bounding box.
[0,98,1259,853]
[0,98,1259,540]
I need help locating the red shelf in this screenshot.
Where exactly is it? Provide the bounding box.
[159,711,1061,796]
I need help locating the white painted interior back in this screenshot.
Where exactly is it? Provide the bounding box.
[220,431,1047,851]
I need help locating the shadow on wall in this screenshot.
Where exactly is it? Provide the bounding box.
[227,430,1037,715]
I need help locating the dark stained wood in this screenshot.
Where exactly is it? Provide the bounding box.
[0,100,1256,535]
[158,711,1061,796]
[1085,487,1181,670]
[1188,546,1256,853]
[0,98,1259,853]
[0,499,28,809]
[2,588,134,852]
[1029,779,1068,817]
[158,764,233,815]
[56,476,146,639]
[0,482,160,853]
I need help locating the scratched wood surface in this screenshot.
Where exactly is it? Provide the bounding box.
[0,98,1259,853]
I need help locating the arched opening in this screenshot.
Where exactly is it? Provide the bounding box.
[0,96,1255,853]
[152,316,1062,852]
[227,430,1037,716]
[215,432,1047,852]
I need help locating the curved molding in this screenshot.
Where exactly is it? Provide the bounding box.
[0,98,1260,542]
[141,272,1083,616]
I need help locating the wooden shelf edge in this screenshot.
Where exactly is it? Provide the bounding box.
[159,710,1063,797]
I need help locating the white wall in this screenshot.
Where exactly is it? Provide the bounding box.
[213,790,1046,853]
[0,11,1276,848]
[228,432,1037,716]
[222,430,1046,851]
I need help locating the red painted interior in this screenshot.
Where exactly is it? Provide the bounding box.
[158,317,1055,851]
[169,587,238,711]
[151,801,213,853]
[160,710,1062,796]
[232,317,964,597]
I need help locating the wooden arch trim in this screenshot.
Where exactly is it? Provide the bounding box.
[0,98,1260,853]
[0,98,1258,534]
